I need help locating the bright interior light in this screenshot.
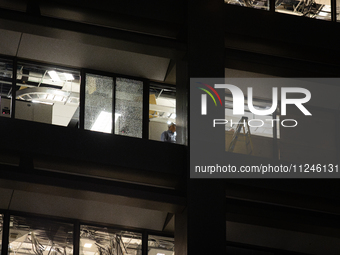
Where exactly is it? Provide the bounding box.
[156,253,165,255]
[91,111,112,133]
[171,113,176,119]
[63,73,74,80]
[115,113,121,122]
[54,95,64,101]
[48,71,61,81]
[32,100,53,105]
[91,112,121,133]
[47,94,54,100]
[84,243,92,248]
[167,120,171,125]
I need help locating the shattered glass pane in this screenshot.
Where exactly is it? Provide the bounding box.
[85,74,113,133]
[80,225,142,255]
[115,78,143,138]
[9,215,73,255]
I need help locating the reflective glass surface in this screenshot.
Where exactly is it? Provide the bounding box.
[0,59,13,118]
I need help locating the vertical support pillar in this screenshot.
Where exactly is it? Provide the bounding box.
[174,209,187,255]
[186,1,226,255]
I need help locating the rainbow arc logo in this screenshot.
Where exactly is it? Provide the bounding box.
[197,82,222,115]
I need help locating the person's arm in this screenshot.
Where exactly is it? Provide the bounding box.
[161,131,170,142]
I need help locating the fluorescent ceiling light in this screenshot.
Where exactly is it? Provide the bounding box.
[156,253,165,255]
[91,112,121,133]
[84,243,92,248]
[48,71,61,81]
[47,94,54,100]
[54,95,64,101]
[63,73,74,80]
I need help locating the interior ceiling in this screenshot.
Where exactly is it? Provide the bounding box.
[0,28,174,83]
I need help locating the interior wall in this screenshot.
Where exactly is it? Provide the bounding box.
[149,121,168,142]
[15,100,52,124]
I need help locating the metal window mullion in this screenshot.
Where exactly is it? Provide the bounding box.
[270,0,275,12]
[79,69,86,130]
[142,231,148,255]
[1,212,10,255]
[112,76,116,135]
[142,80,150,139]
[11,58,17,119]
[331,0,336,22]
[73,220,80,255]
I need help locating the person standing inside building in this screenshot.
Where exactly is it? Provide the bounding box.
[161,122,176,143]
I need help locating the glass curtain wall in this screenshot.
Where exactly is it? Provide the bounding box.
[8,215,73,255]
[275,0,331,20]
[80,225,142,255]
[0,58,184,144]
[0,59,13,118]
[0,214,173,255]
[224,0,331,20]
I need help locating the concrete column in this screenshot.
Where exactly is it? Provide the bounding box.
[183,0,226,255]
